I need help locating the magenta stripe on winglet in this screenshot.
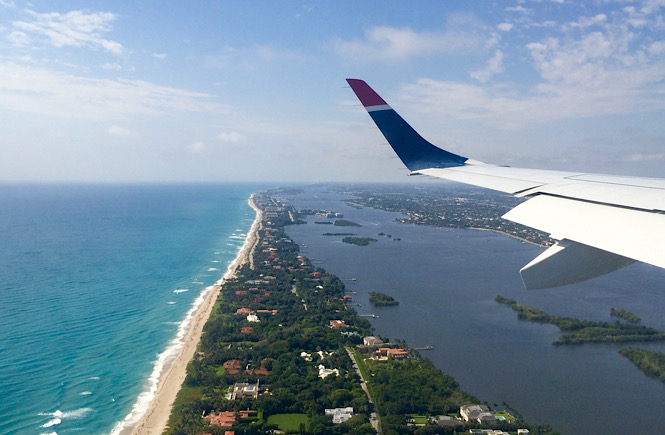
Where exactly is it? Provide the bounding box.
[346,79,388,107]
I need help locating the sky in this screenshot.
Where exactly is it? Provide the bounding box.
[2,0,665,183]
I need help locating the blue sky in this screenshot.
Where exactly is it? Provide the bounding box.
[2,0,665,182]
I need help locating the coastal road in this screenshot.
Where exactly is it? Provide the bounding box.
[346,347,380,434]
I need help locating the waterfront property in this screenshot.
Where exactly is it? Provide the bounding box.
[460,404,496,424]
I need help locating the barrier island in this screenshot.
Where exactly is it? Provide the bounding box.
[161,190,556,435]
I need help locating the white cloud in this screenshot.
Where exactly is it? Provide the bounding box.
[0,62,228,120]
[333,26,486,62]
[470,49,504,82]
[506,5,528,13]
[152,53,167,60]
[498,22,514,32]
[6,30,29,45]
[102,62,122,70]
[187,141,206,154]
[107,125,135,137]
[566,13,607,29]
[217,131,246,143]
[12,9,123,54]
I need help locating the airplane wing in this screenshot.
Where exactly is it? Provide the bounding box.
[346,78,665,289]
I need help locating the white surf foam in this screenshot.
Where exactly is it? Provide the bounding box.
[167,301,176,305]
[39,408,93,429]
[173,289,189,294]
[41,418,61,428]
[207,267,219,272]
[109,194,261,435]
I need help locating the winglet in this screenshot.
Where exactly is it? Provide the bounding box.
[346,79,388,108]
[347,79,467,172]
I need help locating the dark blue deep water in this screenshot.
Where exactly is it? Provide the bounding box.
[283,184,665,435]
[0,184,261,435]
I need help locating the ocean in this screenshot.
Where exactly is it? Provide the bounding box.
[282,184,665,435]
[0,184,261,435]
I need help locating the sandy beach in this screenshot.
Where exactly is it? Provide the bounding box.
[122,194,262,435]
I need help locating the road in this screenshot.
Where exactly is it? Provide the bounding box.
[346,347,380,434]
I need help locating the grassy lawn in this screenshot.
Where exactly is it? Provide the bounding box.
[267,413,308,432]
[494,411,516,422]
[407,415,429,424]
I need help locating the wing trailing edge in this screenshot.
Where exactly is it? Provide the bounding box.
[346,78,665,289]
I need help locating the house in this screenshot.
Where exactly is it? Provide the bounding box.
[468,431,509,435]
[223,360,241,375]
[363,336,385,347]
[203,411,236,427]
[247,314,260,323]
[330,320,347,329]
[460,404,496,424]
[386,348,408,359]
[235,307,253,315]
[239,410,258,419]
[318,364,340,379]
[230,381,260,400]
[325,407,354,424]
[240,326,253,334]
[377,347,408,359]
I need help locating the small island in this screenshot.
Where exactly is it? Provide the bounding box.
[334,219,361,227]
[369,291,399,306]
[342,237,377,246]
[611,308,641,324]
[619,347,665,383]
[495,296,665,345]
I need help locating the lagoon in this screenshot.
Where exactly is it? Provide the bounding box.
[284,184,665,435]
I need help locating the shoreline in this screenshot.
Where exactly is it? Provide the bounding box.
[113,194,262,435]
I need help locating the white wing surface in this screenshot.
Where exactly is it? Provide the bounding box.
[347,78,665,289]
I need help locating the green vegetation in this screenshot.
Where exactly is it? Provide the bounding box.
[369,291,399,306]
[334,219,361,227]
[267,413,309,432]
[165,190,554,435]
[611,308,641,323]
[342,237,377,246]
[496,296,665,345]
[619,348,665,383]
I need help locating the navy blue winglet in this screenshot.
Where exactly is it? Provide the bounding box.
[347,79,467,171]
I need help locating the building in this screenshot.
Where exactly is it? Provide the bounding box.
[460,404,496,424]
[363,336,384,347]
[230,381,260,400]
[318,364,340,379]
[330,320,347,329]
[377,347,408,359]
[325,407,354,424]
[223,360,241,375]
[203,411,236,427]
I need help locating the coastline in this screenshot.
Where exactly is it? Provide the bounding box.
[114,194,262,435]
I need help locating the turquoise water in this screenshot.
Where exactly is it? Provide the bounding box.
[0,184,261,435]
